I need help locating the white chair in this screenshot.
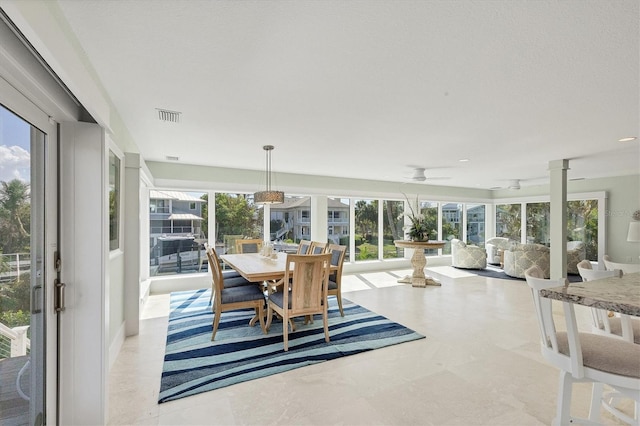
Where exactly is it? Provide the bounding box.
[485,237,512,265]
[603,255,640,274]
[451,239,487,269]
[566,241,586,274]
[577,260,640,344]
[524,266,640,425]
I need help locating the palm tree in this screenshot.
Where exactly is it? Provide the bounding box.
[0,179,31,254]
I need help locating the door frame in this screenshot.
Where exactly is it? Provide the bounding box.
[0,75,59,425]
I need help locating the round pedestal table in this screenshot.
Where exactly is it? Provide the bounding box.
[393,240,446,287]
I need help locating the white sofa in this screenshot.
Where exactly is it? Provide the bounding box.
[485,237,513,265]
[451,239,487,269]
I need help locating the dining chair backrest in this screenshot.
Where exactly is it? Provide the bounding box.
[287,253,331,316]
[603,255,640,274]
[309,241,327,254]
[577,260,638,344]
[326,244,347,316]
[297,240,312,254]
[206,247,224,294]
[235,238,263,254]
[266,253,332,351]
[524,266,564,357]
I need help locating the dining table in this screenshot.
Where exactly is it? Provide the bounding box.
[220,251,338,327]
[539,272,640,341]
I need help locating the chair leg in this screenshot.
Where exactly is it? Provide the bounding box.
[337,293,344,316]
[323,309,330,343]
[283,313,289,351]
[553,371,573,426]
[265,303,274,332]
[211,309,222,341]
[589,382,603,422]
[257,303,266,334]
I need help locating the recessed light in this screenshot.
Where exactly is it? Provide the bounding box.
[459,159,469,162]
[618,137,637,142]
[166,155,179,161]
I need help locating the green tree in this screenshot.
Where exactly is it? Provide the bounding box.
[214,193,259,240]
[355,200,377,243]
[0,179,31,254]
[496,204,521,240]
[568,200,598,260]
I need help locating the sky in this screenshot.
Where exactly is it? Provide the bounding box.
[0,105,31,183]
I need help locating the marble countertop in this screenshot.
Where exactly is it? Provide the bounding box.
[540,272,640,316]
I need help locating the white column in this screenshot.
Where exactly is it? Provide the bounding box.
[311,195,328,242]
[549,159,569,279]
[124,153,141,337]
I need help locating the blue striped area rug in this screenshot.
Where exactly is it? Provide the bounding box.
[159,288,425,403]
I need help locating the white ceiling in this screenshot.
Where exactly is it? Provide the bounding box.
[55,0,639,190]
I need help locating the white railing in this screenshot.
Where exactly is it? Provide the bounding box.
[0,252,31,283]
[0,322,30,358]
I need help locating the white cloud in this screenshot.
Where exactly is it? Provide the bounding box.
[0,145,30,182]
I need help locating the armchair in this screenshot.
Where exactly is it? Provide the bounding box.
[485,237,512,265]
[451,239,487,269]
[503,243,550,278]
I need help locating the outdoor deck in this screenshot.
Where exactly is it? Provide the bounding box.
[0,355,29,425]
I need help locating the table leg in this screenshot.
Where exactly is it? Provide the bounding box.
[397,248,441,287]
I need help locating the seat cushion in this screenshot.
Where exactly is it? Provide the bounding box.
[269,290,292,309]
[327,280,338,291]
[556,332,640,378]
[223,276,256,288]
[220,285,264,304]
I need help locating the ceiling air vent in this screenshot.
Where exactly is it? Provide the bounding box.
[156,108,181,123]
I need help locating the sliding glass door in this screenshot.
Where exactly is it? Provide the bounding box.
[0,85,58,425]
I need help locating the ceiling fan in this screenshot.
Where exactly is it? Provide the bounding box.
[404,167,451,182]
[490,177,548,190]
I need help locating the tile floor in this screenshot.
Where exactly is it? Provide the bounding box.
[108,266,632,425]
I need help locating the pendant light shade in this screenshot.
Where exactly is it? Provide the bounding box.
[254,145,284,205]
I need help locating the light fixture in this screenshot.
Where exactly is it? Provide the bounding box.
[618,137,637,142]
[254,145,284,204]
[627,210,640,242]
[508,179,521,190]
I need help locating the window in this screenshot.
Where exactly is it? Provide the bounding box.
[327,198,349,250]
[108,150,121,251]
[215,192,262,255]
[526,202,550,245]
[496,203,521,241]
[149,190,207,276]
[441,203,462,254]
[466,204,486,246]
[567,199,598,261]
[419,201,439,256]
[270,195,310,250]
[354,199,378,261]
[383,199,404,259]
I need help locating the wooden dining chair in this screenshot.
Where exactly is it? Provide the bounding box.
[525,265,640,425]
[309,241,327,254]
[266,253,332,351]
[204,244,255,301]
[235,238,264,254]
[206,249,267,340]
[326,244,347,316]
[577,260,640,344]
[296,240,312,254]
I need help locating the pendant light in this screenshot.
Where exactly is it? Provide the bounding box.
[254,145,284,204]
